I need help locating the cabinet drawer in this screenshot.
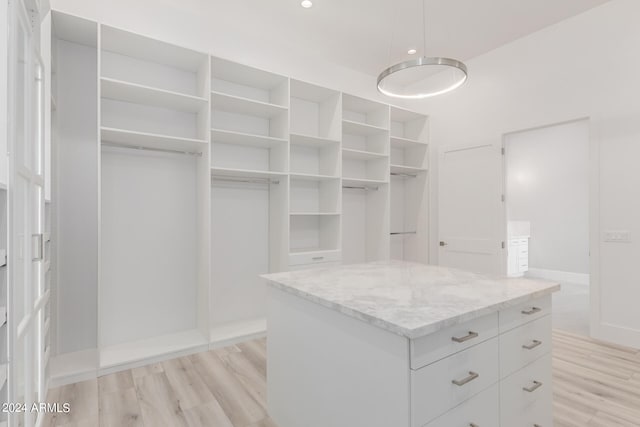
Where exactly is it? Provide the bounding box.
[411,337,499,426]
[288,250,341,266]
[500,354,552,427]
[500,315,551,378]
[288,261,341,271]
[411,312,498,369]
[422,383,498,427]
[499,295,551,332]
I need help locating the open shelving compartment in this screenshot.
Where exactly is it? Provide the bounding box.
[341,95,390,264]
[210,59,289,345]
[390,107,429,262]
[98,25,211,371]
[288,80,342,265]
[100,25,209,154]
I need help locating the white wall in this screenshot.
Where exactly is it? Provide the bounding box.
[423,0,640,348]
[0,0,8,187]
[506,120,589,275]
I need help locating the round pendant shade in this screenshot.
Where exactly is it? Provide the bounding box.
[377,57,468,99]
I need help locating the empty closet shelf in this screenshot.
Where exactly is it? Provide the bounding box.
[289,173,340,181]
[101,127,206,153]
[290,212,340,216]
[211,129,287,147]
[290,133,340,147]
[100,77,208,113]
[390,136,427,147]
[211,167,286,182]
[342,177,387,188]
[342,119,388,136]
[390,164,427,175]
[342,148,388,161]
[212,91,287,118]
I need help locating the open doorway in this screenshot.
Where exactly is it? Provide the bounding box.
[504,119,590,336]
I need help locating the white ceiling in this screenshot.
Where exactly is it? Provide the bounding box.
[166,0,610,76]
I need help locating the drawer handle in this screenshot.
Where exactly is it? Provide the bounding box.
[523,380,543,393]
[451,331,479,343]
[522,340,542,350]
[452,371,479,386]
[470,424,479,427]
[521,307,542,315]
[311,256,325,261]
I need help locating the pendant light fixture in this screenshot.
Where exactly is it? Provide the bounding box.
[377,0,468,99]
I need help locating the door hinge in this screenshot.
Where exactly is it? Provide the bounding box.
[501,147,505,155]
[501,241,505,249]
[501,194,505,202]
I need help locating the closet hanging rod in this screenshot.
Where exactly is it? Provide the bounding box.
[390,172,418,178]
[390,231,417,235]
[211,175,280,185]
[342,185,379,191]
[102,142,203,157]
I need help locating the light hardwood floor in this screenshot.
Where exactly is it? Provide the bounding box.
[44,331,640,427]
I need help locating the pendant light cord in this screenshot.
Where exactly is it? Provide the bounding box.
[422,0,427,56]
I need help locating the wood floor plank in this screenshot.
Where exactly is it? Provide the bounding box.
[42,331,640,426]
[189,350,266,426]
[98,370,135,394]
[99,388,144,427]
[51,379,98,426]
[134,372,188,427]
[182,400,235,427]
[162,355,216,410]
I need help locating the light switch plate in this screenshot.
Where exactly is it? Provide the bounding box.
[603,230,631,243]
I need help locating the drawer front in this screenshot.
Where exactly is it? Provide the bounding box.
[499,295,551,332]
[288,250,341,267]
[288,261,341,271]
[500,354,552,427]
[411,313,498,369]
[412,337,499,426]
[500,315,551,378]
[423,383,499,427]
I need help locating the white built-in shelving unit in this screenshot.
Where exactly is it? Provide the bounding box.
[49,12,430,385]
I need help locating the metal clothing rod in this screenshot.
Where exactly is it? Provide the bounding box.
[342,185,379,191]
[102,142,202,157]
[390,172,418,178]
[211,175,280,185]
[390,231,417,235]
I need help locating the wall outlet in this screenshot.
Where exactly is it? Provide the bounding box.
[603,230,631,243]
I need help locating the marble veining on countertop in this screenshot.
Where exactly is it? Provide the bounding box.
[262,260,560,339]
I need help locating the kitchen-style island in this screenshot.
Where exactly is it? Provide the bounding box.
[262,261,560,427]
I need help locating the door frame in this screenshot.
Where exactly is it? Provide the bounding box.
[500,117,597,338]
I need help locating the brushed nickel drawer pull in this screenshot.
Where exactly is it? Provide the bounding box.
[452,331,479,343]
[311,256,325,261]
[523,380,543,393]
[452,371,479,386]
[523,340,542,350]
[521,307,542,315]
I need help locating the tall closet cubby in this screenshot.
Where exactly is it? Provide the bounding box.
[50,11,430,383]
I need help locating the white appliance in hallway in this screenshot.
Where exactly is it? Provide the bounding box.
[507,221,530,277]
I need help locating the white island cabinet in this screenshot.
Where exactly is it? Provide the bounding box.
[262,261,559,427]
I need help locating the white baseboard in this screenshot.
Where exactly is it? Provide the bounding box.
[526,268,590,286]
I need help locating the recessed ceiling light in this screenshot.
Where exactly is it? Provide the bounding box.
[301,0,313,8]
[407,49,417,55]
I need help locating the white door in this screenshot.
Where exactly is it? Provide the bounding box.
[438,144,504,274]
[8,1,46,425]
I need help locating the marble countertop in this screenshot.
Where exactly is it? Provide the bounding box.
[262,260,560,339]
